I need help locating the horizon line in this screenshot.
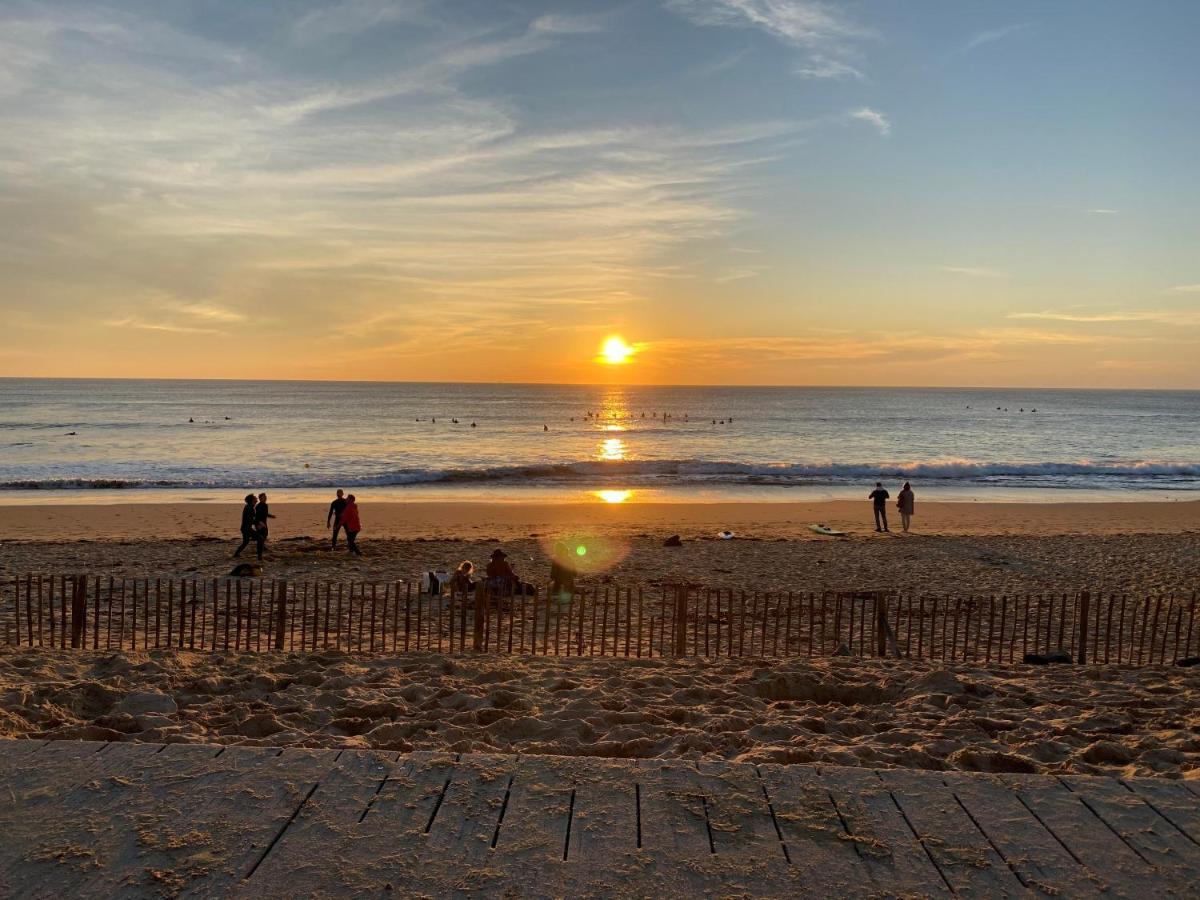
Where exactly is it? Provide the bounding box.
[1,375,1197,392]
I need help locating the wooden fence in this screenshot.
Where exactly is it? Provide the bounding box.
[1,575,1197,666]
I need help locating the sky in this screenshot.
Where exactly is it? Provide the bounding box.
[0,0,1198,388]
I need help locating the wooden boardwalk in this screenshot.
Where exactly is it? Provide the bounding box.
[1,739,1198,897]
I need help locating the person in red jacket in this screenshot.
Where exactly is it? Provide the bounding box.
[340,494,363,555]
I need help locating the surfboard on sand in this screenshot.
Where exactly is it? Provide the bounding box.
[808,524,846,537]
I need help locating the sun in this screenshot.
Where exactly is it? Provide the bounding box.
[600,335,635,365]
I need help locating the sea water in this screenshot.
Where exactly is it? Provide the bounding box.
[1,379,1197,503]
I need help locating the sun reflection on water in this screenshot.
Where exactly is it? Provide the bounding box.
[595,490,634,504]
[598,437,626,461]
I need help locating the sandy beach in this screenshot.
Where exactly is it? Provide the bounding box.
[2,497,1198,781]
[2,500,1198,598]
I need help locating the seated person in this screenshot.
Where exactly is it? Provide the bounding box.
[448,560,475,595]
[485,548,519,594]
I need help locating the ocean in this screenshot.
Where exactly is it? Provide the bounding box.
[1,379,1198,503]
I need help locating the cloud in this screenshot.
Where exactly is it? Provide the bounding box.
[1168,284,1200,293]
[668,0,871,80]
[796,55,864,80]
[0,2,812,369]
[105,317,221,335]
[1009,309,1200,327]
[940,266,1004,279]
[531,14,604,35]
[1086,208,1118,215]
[962,22,1030,52]
[848,107,890,136]
[292,0,426,43]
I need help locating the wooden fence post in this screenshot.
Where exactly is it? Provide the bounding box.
[472,583,486,652]
[273,580,288,651]
[673,586,689,656]
[1077,591,1090,664]
[874,594,886,657]
[70,575,87,649]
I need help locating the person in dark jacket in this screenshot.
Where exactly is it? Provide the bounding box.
[868,482,890,533]
[327,489,348,548]
[897,482,915,532]
[233,494,257,557]
[254,492,275,559]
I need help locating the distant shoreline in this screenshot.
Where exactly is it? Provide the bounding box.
[1,498,1196,542]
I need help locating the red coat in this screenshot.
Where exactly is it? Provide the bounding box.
[340,502,361,531]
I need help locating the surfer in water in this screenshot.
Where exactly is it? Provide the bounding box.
[868,482,890,532]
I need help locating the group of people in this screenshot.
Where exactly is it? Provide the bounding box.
[326,489,363,555]
[234,492,276,560]
[438,542,578,603]
[867,481,916,533]
[234,489,363,559]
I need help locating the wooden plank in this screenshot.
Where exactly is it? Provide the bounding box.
[1003,773,1152,897]
[817,765,951,896]
[1122,776,1200,845]
[691,758,789,892]
[239,748,402,896]
[564,754,643,892]
[1059,774,1200,894]
[942,771,1099,896]
[757,763,881,893]
[635,758,721,893]
[880,767,1026,896]
[46,745,336,896]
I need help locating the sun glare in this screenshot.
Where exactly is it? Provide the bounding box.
[595,490,634,504]
[600,336,634,365]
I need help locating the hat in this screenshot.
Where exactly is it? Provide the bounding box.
[490,548,507,559]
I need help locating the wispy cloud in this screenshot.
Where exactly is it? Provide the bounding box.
[848,107,890,136]
[961,22,1030,52]
[292,0,426,43]
[105,317,221,335]
[1168,284,1200,293]
[1009,309,1200,326]
[940,266,1005,279]
[668,0,871,80]
[1086,208,1118,215]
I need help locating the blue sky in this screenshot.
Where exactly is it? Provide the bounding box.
[0,0,1197,386]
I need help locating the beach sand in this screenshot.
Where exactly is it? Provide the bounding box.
[2,648,1198,779]
[2,499,1198,778]
[2,500,1198,597]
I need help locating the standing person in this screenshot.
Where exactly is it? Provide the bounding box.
[340,494,363,555]
[254,492,275,559]
[327,488,348,548]
[868,482,890,533]
[897,482,915,533]
[233,494,257,557]
[549,541,577,605]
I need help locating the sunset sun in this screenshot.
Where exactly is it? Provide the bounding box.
[600,336,635,365]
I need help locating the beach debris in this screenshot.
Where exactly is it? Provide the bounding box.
[1175,656,1200,667]
[808,524,846,537]
[229,562,263,578]
[663,535,683,547]
[717,530,734,540]
[1023,650,1073,665]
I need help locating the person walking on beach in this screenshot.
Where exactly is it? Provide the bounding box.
[897,482,915,532]
[254,492,275,558]
[868,482,890,532]
[327,488,347,548]
[233,494,257,557]
[340,494,363,555]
